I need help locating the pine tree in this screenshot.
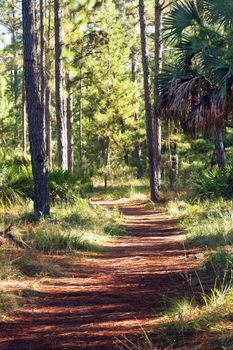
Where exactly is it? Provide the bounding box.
[22,0,50,216]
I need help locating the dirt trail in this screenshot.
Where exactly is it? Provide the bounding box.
[0,201,203,350]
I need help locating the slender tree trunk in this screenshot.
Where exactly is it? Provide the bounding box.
[104,139,110,190]
[40,0,46,147]
[214,126,226,169]
[135,142,143,179]
[54,0,67,169]
[45,0,52,168]
[79,68,83,164]
[139,0,159,201]
[22,74,27,157]
[154,0,162,187]
[22,0,50,216]
[132,48,143,178]
[45,87,52,168]
[67,87,74,173]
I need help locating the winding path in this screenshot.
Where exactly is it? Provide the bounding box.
[0,200,202,350]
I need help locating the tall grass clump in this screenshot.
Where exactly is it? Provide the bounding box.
[155,284,233,348]
[60,198,126,236]
[27,224,84,253]
[186,210,233,248]
[0,250,62,278]
[22,198,125,253]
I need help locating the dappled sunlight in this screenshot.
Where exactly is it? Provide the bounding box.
[0,201,203,350]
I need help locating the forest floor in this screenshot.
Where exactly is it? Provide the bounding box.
[0,199,208,350]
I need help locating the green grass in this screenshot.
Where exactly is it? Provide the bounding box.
[0,196,125,254]
[0,250,63,279]
[152,285,233,348]
[91,178,149,201]
[163,196,233,349]
[13,253,63,277]
[167,198,233,248]
[0,293,23,317]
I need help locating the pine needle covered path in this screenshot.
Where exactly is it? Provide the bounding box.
[0,200,203,350]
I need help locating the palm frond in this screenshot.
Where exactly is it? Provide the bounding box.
[158,72,211,123]
[203,0,233,28]
[163,0,201,43]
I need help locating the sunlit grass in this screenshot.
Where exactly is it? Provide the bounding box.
[91,178,149,201]
[153,285,233,348]
[0,293,23,319]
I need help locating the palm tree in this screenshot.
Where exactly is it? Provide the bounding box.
[158,0,233,169]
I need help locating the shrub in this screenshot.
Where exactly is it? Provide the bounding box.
[192,162,233,199]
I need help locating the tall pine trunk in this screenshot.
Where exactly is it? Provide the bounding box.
[22,0,50,216]
[54,0,67,170]
[45,0,52,168]
[154,0,162,187]
[22,73,27,157]
[214,126,226,169]
[45,88,52,168]
[132,47,143,179]
[139,0,159,201]
[67,85,74,173]
[79,68,83,164]
[40,0,46,147]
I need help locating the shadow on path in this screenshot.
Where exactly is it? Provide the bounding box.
[0,201,203,350]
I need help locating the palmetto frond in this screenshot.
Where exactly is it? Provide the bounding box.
[160,0,233,132]
[158,72,211,122]
[203,0,233,28]
[163,0,201,43]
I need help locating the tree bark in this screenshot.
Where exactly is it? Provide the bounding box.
[67,87,74,173]
[79,67,83,164]
[139,0,159,201]
[214,126,226,169]
[45,0,52,168]
[22,0,50,216]
[154,0,162,187]
[22,74,27,157]
[45,87,52,168]
[40,0,46,147]
[131,47,143,178]
[54,0,67,169]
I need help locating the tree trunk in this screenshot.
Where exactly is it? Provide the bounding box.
[139,0,159,201]
[22,74,27,157]
[154,0,162,187]
[40,0,46,147]
[45,0,52,168]
[79,68,83,164]
[135,142,144,179]
[214,126,226,169]
[131,47,143,179]
[67,87,74,173]
[22,0,50,216]
[54,0,67,170]
[45,87,52,168]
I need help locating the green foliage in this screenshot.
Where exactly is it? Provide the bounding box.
[204,251,233,284]
[157,284,233,347]
[192,162,233,199]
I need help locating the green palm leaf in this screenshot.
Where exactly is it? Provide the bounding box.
[163,0,201,43]
[203,0,233,28]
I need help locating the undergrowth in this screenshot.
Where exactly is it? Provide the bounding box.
[164,196,233,350]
